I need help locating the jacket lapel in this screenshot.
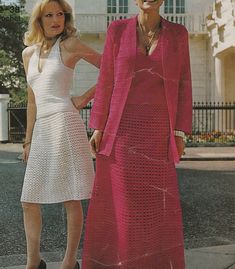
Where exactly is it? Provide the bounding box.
[117,15,137,77]
[161,18,180,80]
[111,16,137,107]
[99,16,138,155]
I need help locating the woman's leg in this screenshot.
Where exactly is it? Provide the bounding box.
[61,200,83,269]
[22,202,42,269]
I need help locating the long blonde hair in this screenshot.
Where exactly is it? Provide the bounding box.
[24,0,77,46]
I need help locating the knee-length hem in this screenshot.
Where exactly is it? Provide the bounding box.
[21,112,95,204]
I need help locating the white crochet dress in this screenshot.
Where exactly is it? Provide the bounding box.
[21,38,95,203]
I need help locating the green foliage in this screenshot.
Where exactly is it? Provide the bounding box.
[0,1,28,104]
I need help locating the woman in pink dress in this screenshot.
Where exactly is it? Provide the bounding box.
[82,0,192,268]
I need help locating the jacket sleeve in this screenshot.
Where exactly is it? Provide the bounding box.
[174,28,192,134]
[89,23,115,131]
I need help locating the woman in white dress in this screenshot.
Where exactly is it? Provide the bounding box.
[21,1,100,269]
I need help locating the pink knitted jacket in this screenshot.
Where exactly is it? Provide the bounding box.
[90,16,192,163]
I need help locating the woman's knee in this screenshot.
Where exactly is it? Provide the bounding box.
[21,202,41,212]
[63,200,82,210]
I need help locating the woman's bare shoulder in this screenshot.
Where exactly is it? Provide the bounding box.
[22,45,38,71]
[61,36,81,54]
[22,45,37,62]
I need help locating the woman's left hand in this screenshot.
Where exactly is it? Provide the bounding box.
[175,136,185,158]
[71,95,89,110]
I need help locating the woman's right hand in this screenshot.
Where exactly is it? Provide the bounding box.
[89,130,103,155]
[22,144,31,162]
[71,95,89,110]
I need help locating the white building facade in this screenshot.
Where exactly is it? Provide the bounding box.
[25,0,225,103]
[207,0,235,102]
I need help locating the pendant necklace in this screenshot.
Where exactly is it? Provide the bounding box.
[138,20,160,55]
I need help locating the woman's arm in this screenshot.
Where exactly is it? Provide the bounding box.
[78,41,101,68]
[175,27,192,135]
[174,27,192,157]
[63,36,102,68]
[22,47,37,162]
[63,37,102,109]
[89,23,116,131]
[88,23,116,154]
[174,130,186,157]
[24,86,36,145]
[71,84,96,110]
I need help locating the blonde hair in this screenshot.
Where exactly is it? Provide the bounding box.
[24,0,77,46]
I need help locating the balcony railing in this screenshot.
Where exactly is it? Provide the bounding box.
[76,13,207,34]
[76,13,132,34]
[164,13,206,33]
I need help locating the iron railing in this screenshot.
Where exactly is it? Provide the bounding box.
[7,102,27,143]
[7,102,235,145]
[188,102,235,145]
[80,102,93,138]
[7,102,93,143]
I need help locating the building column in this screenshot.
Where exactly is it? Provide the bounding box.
[214,56,224,102]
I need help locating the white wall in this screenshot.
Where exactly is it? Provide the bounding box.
[128,0,139,14]
[25,0,76,13]
[224,53,235,102]
[185,0,214,14]
[75,0,106,14]
[189,35,212,102]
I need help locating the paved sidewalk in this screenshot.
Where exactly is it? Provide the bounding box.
[183,146,235,161]
[1,143,235,269]
[1,143,235,161]
[1,261,66,269]
[185,244,235,269]
[2,245,235,269]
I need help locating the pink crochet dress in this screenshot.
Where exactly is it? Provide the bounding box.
[82,36,185,269]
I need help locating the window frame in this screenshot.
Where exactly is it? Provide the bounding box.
[164,0,185,14]
[107,0,128,14]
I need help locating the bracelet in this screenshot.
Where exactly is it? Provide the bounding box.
[22,141,31,149]
[174,130,186,139]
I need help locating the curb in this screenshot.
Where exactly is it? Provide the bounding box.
[181,157,235,161]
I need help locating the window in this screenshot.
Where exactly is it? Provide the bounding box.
[119,0,128,13]
[164,0,174,14]
[164,0,185,14]
[107,0,117,13]
[107,0,128,26]
[107,0,128,14]
[176,0,185,13]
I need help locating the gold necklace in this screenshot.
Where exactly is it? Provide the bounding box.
[138,21,160,56]
[41,37,57,53]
